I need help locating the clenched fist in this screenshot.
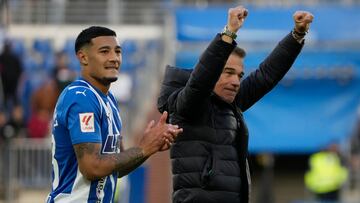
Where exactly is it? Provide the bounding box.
[227,5,248,33]
[293,11,314,33]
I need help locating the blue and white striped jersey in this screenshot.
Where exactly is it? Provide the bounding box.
[47,78,122,203]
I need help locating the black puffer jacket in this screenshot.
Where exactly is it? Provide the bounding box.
[158,33,303,203]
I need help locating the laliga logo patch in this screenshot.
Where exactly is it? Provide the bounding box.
[79,113,95,132]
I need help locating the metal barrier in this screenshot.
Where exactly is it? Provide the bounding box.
[5,0,359,26]
[5,0,167,25]
[10,138,52,188]
[1,138,52,202]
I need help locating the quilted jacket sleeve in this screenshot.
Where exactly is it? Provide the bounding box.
[236,32,304,112]
[169,34,236,117]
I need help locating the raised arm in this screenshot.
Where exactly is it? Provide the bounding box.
[236,11,314,111]
[172,6,248,116]
[74,111,182,180]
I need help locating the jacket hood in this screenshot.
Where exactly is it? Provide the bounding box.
[157,65,192,113]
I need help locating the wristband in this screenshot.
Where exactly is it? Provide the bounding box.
[221,25,237,40]
[292,29,306,42]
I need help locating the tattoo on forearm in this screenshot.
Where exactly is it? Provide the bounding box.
[74,144,147,178]
[74,143,97,160]
[111,147,147,177]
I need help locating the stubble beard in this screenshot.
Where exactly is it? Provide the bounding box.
[94,75,118,86]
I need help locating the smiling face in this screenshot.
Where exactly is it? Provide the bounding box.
[213,53,244,103]
[78,36,122,92]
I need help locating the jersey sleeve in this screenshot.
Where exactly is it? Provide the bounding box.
[66,88,102,145]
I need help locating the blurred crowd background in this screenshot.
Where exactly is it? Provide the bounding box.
[0,0,360,203]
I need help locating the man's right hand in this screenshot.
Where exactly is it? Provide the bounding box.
[227,5,248,34]
[221,5,248,43]
[139,111,182,157]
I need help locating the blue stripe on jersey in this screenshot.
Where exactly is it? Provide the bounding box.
[48,79,122,203]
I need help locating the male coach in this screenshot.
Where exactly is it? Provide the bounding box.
[158,5,313,203]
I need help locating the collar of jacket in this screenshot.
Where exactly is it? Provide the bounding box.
[210,92,240,113]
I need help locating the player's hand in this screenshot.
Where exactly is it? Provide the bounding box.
[227,5,248,33]
[139,111,182,156]
[159,123,182,151]
[159,138,172,151]
[293,11,314,33]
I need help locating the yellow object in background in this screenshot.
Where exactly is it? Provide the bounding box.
[305,151,348,194]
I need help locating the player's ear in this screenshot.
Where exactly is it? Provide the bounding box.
[77,49,88,66]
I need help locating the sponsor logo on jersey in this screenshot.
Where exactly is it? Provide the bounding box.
[75,89,87,96]
[79,113,95,132]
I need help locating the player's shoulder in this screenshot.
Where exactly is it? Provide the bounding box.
[58,80,99,106]
[67,86,91,99]
[67,81,97,98]
[55,80,103,123]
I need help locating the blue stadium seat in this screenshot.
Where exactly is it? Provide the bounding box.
[146,39,160,50]
[119,40,140,73]
[9,38,26,57]
[121,39,138,55]
[23,53,40,72]
[43,54,55,74]
[68,55,81,73]
[32,38,53,55]
[62,38,76,56]
[120,58,136,73]
[61,38,80,73]
[20,68,49,122]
